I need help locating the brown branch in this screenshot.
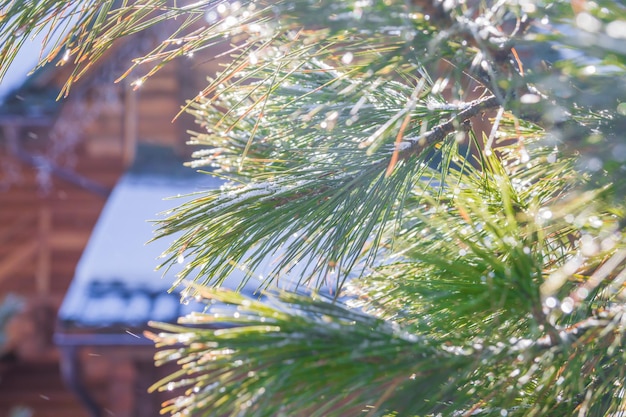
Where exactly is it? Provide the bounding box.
[401,94,500,157]
[519,305,622,351]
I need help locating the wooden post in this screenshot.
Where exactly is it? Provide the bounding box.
[2,124,19,153]
[123,81,138,166]
[107,355,137,417]
[36,206,51,294]
[60,346,104,417]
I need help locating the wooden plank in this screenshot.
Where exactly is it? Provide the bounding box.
[0,208,98,225]
[0,212,36,244]
[0,156,123,188]
[49,231,92,250]
[0,239,39,284]
[123,81,138,166]
[137,97,179,115]
[83,122,123,137]
[50,219,98,232]
[84,137,124,157]
[50,264,80,278]
[0,362,89,417]
[0,193,106,207]
[137,78,178,95]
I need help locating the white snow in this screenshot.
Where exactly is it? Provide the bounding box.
[58,173,220,323]
[58,165,342,327]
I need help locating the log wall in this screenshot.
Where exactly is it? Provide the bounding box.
[0,49,218,416]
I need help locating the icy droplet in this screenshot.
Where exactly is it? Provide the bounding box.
[177,254,185,264]
[341,52,354,65]
[520,148,530,164]
[576,287,589,299]
[223,15,238,28]
[545,297,558,309]
[580,234,599,256]
[588,216,602,228]
[576,12,602,33]
[587,157,603,171]
[613,143,626,161]
[249,52,258,65]
[538,208,552,220]
[205,10,219,23]
[520,94,540,104]
[582,65,596,75]
[607,20,626,39]
[561,297,574,314]
[520,0,536,13]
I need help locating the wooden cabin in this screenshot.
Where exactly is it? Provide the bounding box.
[0,25,223,417]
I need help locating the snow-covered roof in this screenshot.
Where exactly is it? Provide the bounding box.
[57,169,221,329]
[56,149,317,333]
[54,137,340,341]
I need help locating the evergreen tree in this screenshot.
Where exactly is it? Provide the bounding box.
[2,0,626,415]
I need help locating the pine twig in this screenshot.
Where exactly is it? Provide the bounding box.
[400,94,500,157]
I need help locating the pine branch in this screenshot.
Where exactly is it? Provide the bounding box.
[4,1,626,416]
[399,94,500,156]
[147,281,626,416]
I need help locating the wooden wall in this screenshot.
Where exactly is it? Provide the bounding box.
[0,44,220,416]
[0,49,215,298]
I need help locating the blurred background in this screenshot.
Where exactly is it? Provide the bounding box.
[0,24,221,417]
